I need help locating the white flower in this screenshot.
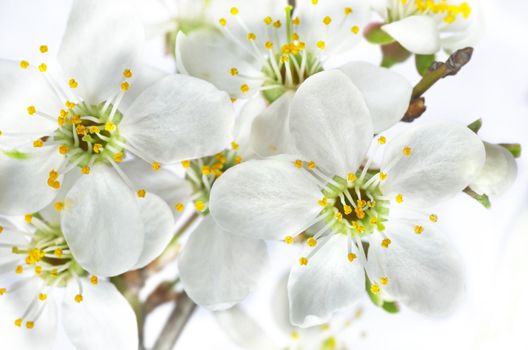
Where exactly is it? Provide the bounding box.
[209,70,486,327]
[0,216,137,350]
[0,0,234,276]
[371,0,482,54]
[470,142,517,197]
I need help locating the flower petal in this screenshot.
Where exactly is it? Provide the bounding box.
[120,65,166,113]
[209,159,322,240]
[0,146,64,215]
[289,70,373,177]
[234,95,268,159]
[382,16,440,55]
[250,91,298,157]
[381,121,485,207]
[58,0,145,103]
[366,222,464,315]
[179,216,267,310]
[176,30,264,98]
[0,278,58,350]
[288,235,365,327]
[120,74,235,164]
[133,192,174,269]
[470,143,517,197]
[62,279,138,350]
[338,61,412,133]
[61,166,144,277]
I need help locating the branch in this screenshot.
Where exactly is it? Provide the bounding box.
[152,292,197,350]
[403,47,474,122]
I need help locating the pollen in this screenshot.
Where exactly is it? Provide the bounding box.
[20,60,30,69]
[264,16,273,25]
[414,225,424,234]
[380,277,389,285]
[35,266,42,275]
[105,121,116,132]
[38,293,47,301]
[59,144,69,155]
[24,214,32,223]
[347,172,357,182]
[292,17,300,25]
[231,141,239,150]
[377,136,386,144]
[429,214,438,223]
[137,189,146,198]
[175,203,185,212]
[307,237,317,247]
[16,265,23,274]
[54,201,64,212]
[27,105,37,115]
[318,197,328,207]
[381,238,392,248]
[299,257,309,266]
[284,236,294,245]
[335,212,343,221]
[351,25,360,34]
[370,283,381,294]
[81,166,90,174]
[344,205,352,215]
[54,248,63,257]
[273,20,282,28]
[379,172,388,181]
[15,319,23,327]
[33,139,44,148]
[120,81,130,91]
[247,32,256,41]
[26,321,35,329]
[230,67,239,76]
[38,63,47,72]
[344,7,353,15]
[195,201,206,212]
[219,18,227,26]
[68,79,78,88]
[347,253,357,262]
[39,45,48,53]
[93,144,103,154]
[316,40,326,50]
[395,194,404,203]
[322,16,332,25]
[240,84,250,93]
[403,146,412,156]
[90,275,98,285]
[181,160,191,168]
[74,294,83,303]
[265,41,274,50]
[151,162,161,171]
[294,159,303,168]
[112,152,123,163]
[65,101,76,109]
[123,68,133,78]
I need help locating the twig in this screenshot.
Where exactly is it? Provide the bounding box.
[152,292,197,350]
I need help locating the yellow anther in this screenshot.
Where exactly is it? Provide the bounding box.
[284,236,294,245]
[230,67,239,76]
[403,146,412,156]
[137,189,146,198]
[290,330,300,340]
[264,16,273,25]
[311,0,318,4]
[105,121,116,132]
[351,25,360,34]
[33,139,44,148]
[201,165,211,175]
[175,203,185,212]
[90,275,98,285]
[112,152,124,163]
[68,79,78,88]
[54,201,64,212]
[377,136,386,144]
[381,238,392,248]
[16,265,23,274]
[264,41,274,50]
[347,252,357,262]
[0,288,6,295]
[344,205,352,215]
[335,212,343,221]
[59,144,69,155]
[120,81,129,91]
[27,105,37,115]
[307,237,317,247]
[240,84,250,93]
[151,162,161,171]
[72,115,82,124]
[88,126,100,134]
[39,45,48,53]
[39,293,47,301]
[230,97,237,103]
[344,7,353,15]
[292,17,300,26]
[294,159,303,168]
[230,7,239,15]
[380,277,389,285]
[26,321,35,329]
[247,32,256,41]
[347,172,357,182]
[20,60,30,69]
[15,319,23,327]
[379,172,388,181]
[395,194,404,203]
[38,63,47,72]
[429,214,438,223]
[234,155,242,164]
[323,16,332,25]
[370,217,378,225]
[219,18,227,26]
[318,197,328,207]
[93,144,103,154]
[299,257,309,266]
[414,225,424,234]
[273,20,282,28]
[0,225,3,234]
[316,41,326,49]
[292,32,300,41]
[65,101,76,109]
[81,166,90,175]
[123,68,133,78]
[35,265,42,275]
[307,161,316,170]
[75,294,83,303]
[231,141,239,150]
[181,160,191,168]
[195,201,205,212]
[50,269,58,278]
[370,283,381,294]
[24,214,32,223]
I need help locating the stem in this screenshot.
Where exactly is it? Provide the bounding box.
[152,292,197,350]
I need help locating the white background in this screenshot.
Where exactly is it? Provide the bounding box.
[1,0,527,349]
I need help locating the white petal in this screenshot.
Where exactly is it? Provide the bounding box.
[58,0,145,103]
[120,65,166,113]
[233,95,268,159]
[179,216,267,310]
[38,171,81,226]
[133,192,174,269]
[176,30,264,98]
[62,280,138,350]
[120,74,235,164]
[288,235,365,327]
[0,278,58,350]
[381,121,485,207]
[61,166,144,277]
[367,222,464,315]
[250,91,298,157]
[289,70,373,177]
[338,61,412,133]
[382,16,440,55]
[120,159,192,217]
[209,159,322,240]
[0,60,58,147]
[470,143,517,197]
[0,146,64,215]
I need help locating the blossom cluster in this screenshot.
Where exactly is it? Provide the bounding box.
[0,0,518,349]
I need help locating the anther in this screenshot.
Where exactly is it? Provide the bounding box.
[24,214,33,223]
[316,41,326,50]
[294,159,303,168]
[20,60,30,69]
[347,253,357,262]
[318,197,328,207]
[284,236,294,245]
[39,293,47,301]
[299,257,309,266]
[123,69,133,78]
[74,294,83,303]
[59,145,69,155]
[195,201,205,212]
[231,141,239,150]
[344,7,353,15]
[307,161,316,170]
[90,276,98,285]
[137,189,146,198]
[39,45,48,53]
[54,202,64,212]
[429,214,438,223]
[230,7,239,15]
[151,162,161,171]
[403,146,412,157]
[38,63,47,72]
[380,277,389,285]
[381,238,392,248]
[230,67,239,76]
[351,26,360,34]
[414,225,424,234]
[68,79,78,88]
[113,152,124,163]
[219,18,227,26]
[307,237,317,247]
[370,283,381,294]
[81,166,90,175]
[323,16,332,25]
[120,82,130,91]
[27,105,37,116]
[395,194,404,203]
[377,136,386,144]
[240,84,250,93]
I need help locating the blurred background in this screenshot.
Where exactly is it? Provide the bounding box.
[0,0,526,349]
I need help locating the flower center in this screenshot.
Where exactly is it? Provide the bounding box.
[389,0,472,24]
